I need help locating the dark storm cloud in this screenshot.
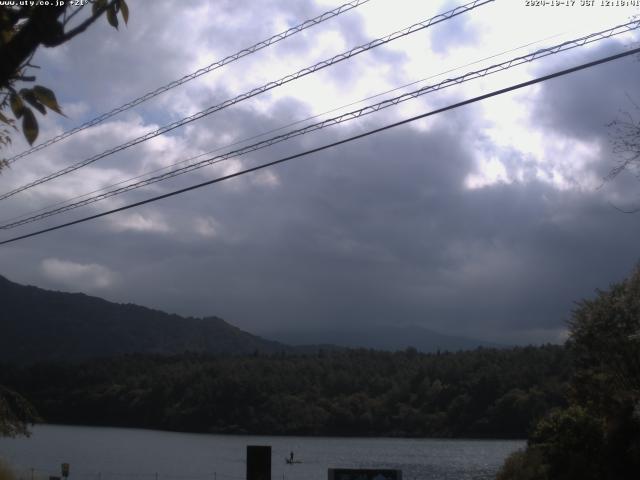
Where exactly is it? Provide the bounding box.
[6,103,638,344]
[532,40,639,148]
[3,1,640,346]
[531,38,640,203]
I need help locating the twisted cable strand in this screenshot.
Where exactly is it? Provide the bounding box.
[3,19,637,230]
[4,0,372,164]
[0,0,494,201]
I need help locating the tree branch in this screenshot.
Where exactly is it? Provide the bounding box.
[51,0,117,46]
[0,6,66,88]
[0,1,117,88]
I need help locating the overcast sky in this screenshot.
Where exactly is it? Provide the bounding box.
[1,0,639,344]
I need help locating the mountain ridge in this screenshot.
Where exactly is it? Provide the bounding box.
[1,274,501,363]
[261,324,504,353]
[0,274,290,363]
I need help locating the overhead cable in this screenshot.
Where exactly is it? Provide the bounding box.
[2,19,637,230]
[0,29,570,227]
[0,0,495,201]
[2,44,639,246]
[4,0,373,164]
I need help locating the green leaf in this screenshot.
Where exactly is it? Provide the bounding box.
[10,93,24,119]
[107,5,119,29]
[33,85,64,115]
[22,108,38,145]
[20,89,46,115]
[119,0,129,25]
[1,28,14,44]
[92,0,107,16]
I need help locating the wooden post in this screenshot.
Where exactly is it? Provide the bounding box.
[246,445,271,480]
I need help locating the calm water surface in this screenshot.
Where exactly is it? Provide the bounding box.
[0,425,523,480]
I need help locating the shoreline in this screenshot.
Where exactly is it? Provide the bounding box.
[18,422,527,443]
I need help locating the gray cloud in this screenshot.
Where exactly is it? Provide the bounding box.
[533,40,639,148]
[1,1,640,346]
[428,0,480,56]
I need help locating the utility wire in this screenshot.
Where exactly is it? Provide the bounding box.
[2,45,639,246]
[0,29,569,227]
[2,20,637,230]
[4,0,372,164]
[0,0,494,201]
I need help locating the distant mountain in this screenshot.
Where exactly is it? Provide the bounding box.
[0,275,290,363]
[262,324,504,353]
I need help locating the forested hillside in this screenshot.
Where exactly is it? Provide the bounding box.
[497,266,640,480]
[0,275,289,362]
[1,345,569,438]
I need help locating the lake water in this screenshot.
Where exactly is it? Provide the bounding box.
[0,425,523,480]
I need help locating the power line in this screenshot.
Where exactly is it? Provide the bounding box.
[4,0,373,164]
[0,0,494,201]
[3,20,636,230]
[2,44,639,247]
[0,29,569,227]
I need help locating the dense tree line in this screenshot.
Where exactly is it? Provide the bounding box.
[0,345,568,439]
[497,266,640,480]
